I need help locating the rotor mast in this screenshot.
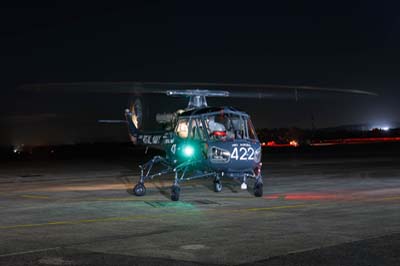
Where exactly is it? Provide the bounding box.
[166,89,229,109]
[188,95,208,108]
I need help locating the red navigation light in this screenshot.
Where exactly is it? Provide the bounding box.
[213,131,227,137]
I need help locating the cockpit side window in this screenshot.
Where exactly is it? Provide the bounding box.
[230,116,246,139]
[247,118,258,140]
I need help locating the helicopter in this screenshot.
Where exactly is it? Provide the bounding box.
[21,82,377,201]
[125,89,264,201]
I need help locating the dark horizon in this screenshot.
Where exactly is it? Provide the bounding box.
[1,3,400,145]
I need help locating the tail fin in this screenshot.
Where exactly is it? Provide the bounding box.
[125,109,140,139]
[124,109,166,146]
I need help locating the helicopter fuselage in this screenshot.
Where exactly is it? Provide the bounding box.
[126,106,262,179]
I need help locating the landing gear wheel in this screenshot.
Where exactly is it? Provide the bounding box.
[133,183,146,196]
[254,182,263,197]
[171,185,181,201]
[214,180,222,192]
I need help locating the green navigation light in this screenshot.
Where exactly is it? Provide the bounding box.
[183,145,195,157]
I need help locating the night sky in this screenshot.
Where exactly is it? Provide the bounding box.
[1,2,400,145]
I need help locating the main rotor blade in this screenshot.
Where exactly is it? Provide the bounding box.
[19,81,378,96]
[19,82,165,94]
[149,82,378,96]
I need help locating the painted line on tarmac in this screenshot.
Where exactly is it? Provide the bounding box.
[0,203,313,230]
[20,194,49,199]
[236,203,319,212]
[0,215,149,230]
[380,196,400,201]
[0,247,60,258]
[354,195,400,203]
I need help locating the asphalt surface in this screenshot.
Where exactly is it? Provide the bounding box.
[0,146,400,265]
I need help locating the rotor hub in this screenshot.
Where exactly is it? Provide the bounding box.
[166,89,229,109]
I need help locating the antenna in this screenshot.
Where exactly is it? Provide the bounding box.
[166,89,229,108]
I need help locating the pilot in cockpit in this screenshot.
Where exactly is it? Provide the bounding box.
[176,120,189,139]
[208,116,225,132]
[208,116,228,139]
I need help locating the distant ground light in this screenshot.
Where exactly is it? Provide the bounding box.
[370,125,391,131]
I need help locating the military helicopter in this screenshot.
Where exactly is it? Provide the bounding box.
[22,82,377,201]
[125,89,264,201]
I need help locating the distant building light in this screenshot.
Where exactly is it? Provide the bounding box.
[370,126,390,131]
[289,140,299,147]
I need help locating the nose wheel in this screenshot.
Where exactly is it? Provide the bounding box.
[254,181,263,197]
[171,185,181,201]
[133,183,146,196]
[214,179,222,192]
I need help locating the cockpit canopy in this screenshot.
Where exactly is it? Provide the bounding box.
[175,107,258,141]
